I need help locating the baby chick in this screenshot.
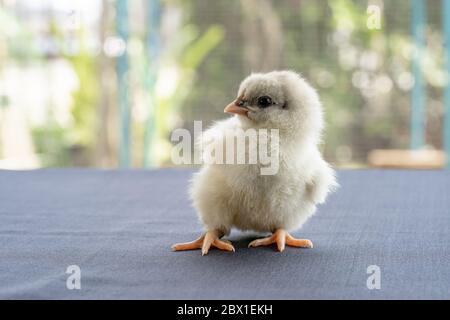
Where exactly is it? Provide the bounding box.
[172,70,337,255]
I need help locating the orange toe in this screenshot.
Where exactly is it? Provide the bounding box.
[171,235,204,251]
[172,230,235,255]
[249,229,313,252]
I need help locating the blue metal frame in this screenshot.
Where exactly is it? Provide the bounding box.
[116,0,130,167]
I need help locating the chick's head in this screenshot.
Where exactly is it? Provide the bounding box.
[225,70,324,141]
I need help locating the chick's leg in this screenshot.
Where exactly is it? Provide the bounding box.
[248,229,313,252]
[171,230,235,256]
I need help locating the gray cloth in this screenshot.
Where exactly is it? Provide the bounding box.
[0,169,449,299]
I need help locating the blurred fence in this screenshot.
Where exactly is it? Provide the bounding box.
[0,0,450,169]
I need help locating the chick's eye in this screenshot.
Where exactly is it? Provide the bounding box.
[257,96,273,108]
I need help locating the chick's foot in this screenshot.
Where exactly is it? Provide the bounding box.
[171,230,235,256]
[248,229,313,252]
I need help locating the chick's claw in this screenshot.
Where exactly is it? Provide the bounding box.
[171,230,235,256]
[248,229,313,252]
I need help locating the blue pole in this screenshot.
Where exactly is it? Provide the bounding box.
[116,0,130,167]
[143,0,161,167]
[444,0,450,168]
[410,0,426,150]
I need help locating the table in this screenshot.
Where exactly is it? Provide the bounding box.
[1,169,449,299]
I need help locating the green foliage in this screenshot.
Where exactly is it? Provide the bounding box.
[32,123,71,167]
[67,50,99,146]
[0,7,40,63]
[30,24,98,166]
[146,23,225,165]
[181,25,225,69]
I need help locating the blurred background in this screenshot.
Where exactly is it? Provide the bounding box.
[1,0,449,170]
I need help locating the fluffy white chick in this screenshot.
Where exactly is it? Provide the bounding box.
[172,70,337,255]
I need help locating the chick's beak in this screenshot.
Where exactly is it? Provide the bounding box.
[224,100,248,116]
